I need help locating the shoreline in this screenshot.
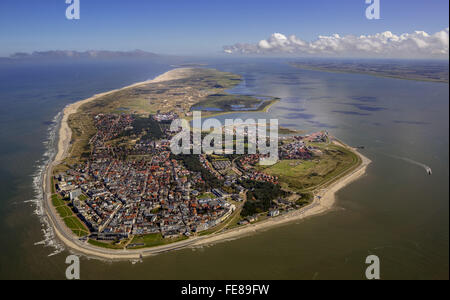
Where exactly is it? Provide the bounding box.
[190,146,370,248]
[54,67,195,162]
[289,63,449,84]
[42,68,372,261]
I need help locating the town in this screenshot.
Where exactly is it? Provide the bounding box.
[52,112,329,247]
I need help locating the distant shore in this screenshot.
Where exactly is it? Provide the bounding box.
[289,62,449,84]
[43,68,371,260]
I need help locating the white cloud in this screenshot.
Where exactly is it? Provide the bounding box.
[223,28,449,59]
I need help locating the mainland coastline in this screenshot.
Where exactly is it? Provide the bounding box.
[42,68,371,260]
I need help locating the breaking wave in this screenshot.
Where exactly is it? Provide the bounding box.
[25,110,65,256]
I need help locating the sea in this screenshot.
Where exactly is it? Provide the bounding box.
[0,57,448,279]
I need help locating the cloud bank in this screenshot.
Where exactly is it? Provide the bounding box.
[223,28,449,59]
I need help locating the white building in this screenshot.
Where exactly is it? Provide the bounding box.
[70,188,82,201]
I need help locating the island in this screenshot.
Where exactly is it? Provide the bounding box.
[290,60,449,83]
[43,68,371,260]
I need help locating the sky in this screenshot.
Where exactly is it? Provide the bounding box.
[0,0,448,57]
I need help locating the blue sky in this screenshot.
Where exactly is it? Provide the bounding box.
[0,0,448,56]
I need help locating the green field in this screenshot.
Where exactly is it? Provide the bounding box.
[88,239,125,249]
[257,144,360,192]
[128,233,188,249]
[62,216,89,237]
[51,193,88,237]
[51,194,65,207]
[50,177,56,194]
[197,192,213,199]
[56,206,73,218]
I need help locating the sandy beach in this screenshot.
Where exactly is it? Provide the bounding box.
[54,68,195,162]
[191,147,371,248]
[44,68,372,260]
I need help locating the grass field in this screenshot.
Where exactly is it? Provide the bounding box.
[128,233,188,249]
[198,192,214,199]
[50,177,56,194]
[51,194,65,207]
[257,144,360,192]
[51,193,89,237]
[88,239,125,249]
[56,206,73,218]
[62,216,89,237]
